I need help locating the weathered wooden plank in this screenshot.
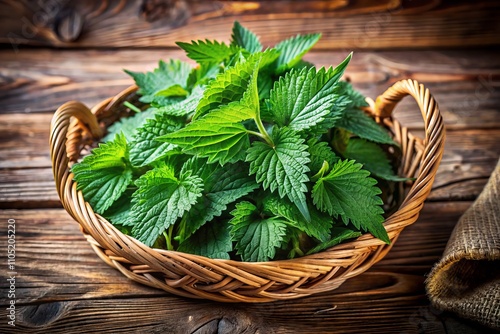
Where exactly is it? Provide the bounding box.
[0,111,498,208]
[0,202,484,334]
[1,0,499,50]
[1,49,499,130]
[0,114,52,169]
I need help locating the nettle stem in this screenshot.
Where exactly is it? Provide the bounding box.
[164,225,175,251]
[253,112,274,146]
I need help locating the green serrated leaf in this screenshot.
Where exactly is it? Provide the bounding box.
[306,227,362,255]
[158,116,250,165]
[262,195,332,242]
[274,33,321,73]
[231,21,263,53]
[128,166,203,246]
[72,133,133,214]
[194,57,256,120]
[152,85,204,117]
[337,108,396,145]
[187,63,220,89]
[306,95,351,135]
[194,50,279,120]
[125,59,192,103]
[177,220,232,259]
[103,189,133,226]
[269,54,351,131]
[342,138,409,181]
[246,127,310,220]
[176,159,259,243]
[103,108,156,142]
[129,114,184,167]
[337,81,369,108]
[312,159,389,243]
[307,138,340,175]
[229,202,287,262]
[154,84,189,98]
[177,39,240,65]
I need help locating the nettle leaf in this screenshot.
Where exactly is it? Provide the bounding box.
[312,159,389,243]
[194,49,279,120]
[129,166,203,246]
[269,54,351,131]
[158,101,252,165]
[194,57,256,120]
[246,127,311,221]
[337,81,369,108]
[231,21,263,53]
[342,138,409,181]
[153,84,189,98]
[274,33,321,73]
[306,91,351,136]
[152,86,205,117]
[229,202,287,262]
[178,220,232,259]
[337,108,396,145]
[103,108,156,142]
[187,63,221,89]
[129,114,184,167]
[177,39,240,65]
[176,159,259,243]
[306,227,362,255]
[72,133,133,214]
[125,59,192,103]
[103,190,133,225]
[158,63,260,165]
[263,195,332,242]
[307,138,340,175]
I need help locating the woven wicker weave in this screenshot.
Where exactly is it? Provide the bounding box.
[50,79,445,303]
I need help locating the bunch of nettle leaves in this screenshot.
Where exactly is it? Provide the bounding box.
[73,22,407,262]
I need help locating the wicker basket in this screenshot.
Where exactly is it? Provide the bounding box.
[50,79,445,303]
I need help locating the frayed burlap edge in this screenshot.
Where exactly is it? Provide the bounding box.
[426,158,500,329]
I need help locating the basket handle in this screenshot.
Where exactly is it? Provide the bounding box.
[373,79,445,207]
[50,101,103,201]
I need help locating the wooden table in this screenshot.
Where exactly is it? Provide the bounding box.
[1,1,500,333]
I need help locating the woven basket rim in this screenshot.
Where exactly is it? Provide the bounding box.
[50,79,445,301]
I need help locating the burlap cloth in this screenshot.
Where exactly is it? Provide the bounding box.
[426,158,500,329]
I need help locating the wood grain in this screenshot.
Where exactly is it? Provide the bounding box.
[1,49,499,130]
[0,203,494,333]
[1,0,499,50]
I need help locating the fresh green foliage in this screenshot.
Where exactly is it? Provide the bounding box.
[176,159,258,243]
[342,138,409,181]
[193,55,257,120]
[72,21,409,262]
[307,138,340,176]
[103,108,156,142]
[336,108,396,145]
[177,220,232,259]
[72,134,133,214]
[306,227,362,255]
[312,160,390,243]
[274,33,321,73]
[127,166,203,246]
[269,55,350,131]
[262,195,332,242]
[229,202,288,262]
[231,21,263,53]
[125,59,192,103]
[247,126,311,221]
[129,114,184,167]
[177,39,240,65]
